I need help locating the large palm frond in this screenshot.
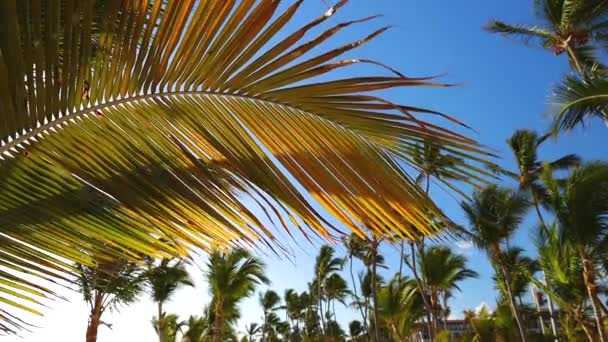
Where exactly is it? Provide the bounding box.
[485,21,553,46]
[0,0,492,329]
[552,74,608,133]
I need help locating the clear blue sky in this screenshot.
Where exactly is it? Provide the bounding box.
[9,1,608,341]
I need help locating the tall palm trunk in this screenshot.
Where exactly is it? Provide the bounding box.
[442,292,449,331]
[86,293,103,342]
[495,247,528,342]
[262,312,267,342]
[398,240,404,283]
[86,312,102,342]
[530,284,546,336]
[350,254,368,333]
[332,300,337,323]
[157,301,166,342]
[429,290,439,333]
[214,302,223,342]
[317,277,325,336]
[580,249,607,342]
[370,237,379,342]
[531,193,559,338]
[409,241,433,340]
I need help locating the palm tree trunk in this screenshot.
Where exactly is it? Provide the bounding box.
[318,280,325,337]
[408,241,433,340]
[86,312,102,342]
[262,312,267,342]
[430,290,439,333]
[158,301,166,342]
[350,255,369,333]
[581,250,607,342]
[86,293,103,342]
[531,194,559,339]
[530,284,546,336]
[442,292,449,331]
[566,45,585,76]
[332,300,336,323]
[398,240,404,283]
[498,258,528,342]
[371,238,379,342]
[214,303,223,342]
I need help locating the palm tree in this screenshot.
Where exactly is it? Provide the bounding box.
[536,223,594,341]
[0,0,490,329]
[243,322,261,342]
[412,141,466,195]
[144,258,194,342]
[348,320,364,341]
[418,246,479,332]
[493,247,540,301]
[324,273,351,322]
[543,162,608,341]
[76,258,144,342]
[342,234,369,333]
[182,315,208,342]
[487,1,608,133]
[313,245,344,335]
[461,185,531,341]
[505,128,578,337]
[205,248,269,342]
[151,313,185,342]
[506,129,580,227]
[377,276,425,341]
[356,237,384,342]
[486,0,608,73]
[406,142,466,338]
[259,290,281,342]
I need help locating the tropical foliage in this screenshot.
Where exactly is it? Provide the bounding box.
[2,1,608,342]
[0,0,494,332]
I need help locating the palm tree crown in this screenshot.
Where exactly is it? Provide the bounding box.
[487,0,608,70]
[144,258,193,342]
[205,248,269,342]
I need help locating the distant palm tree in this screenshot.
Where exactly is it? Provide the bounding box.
[536,223,594,341]
[144,258,194,342]
[506,129,580,227]
[487,0,608,73]
[494,247,540,301]
[461,186,531,341]
[77,258,144,342]
[324,273,351,322]
[377,276,425,340]
[543,162,608,341]
[259,290,281,342]
[151,313,185,342]
[356,238,384,342]
[348,320,364,341]
[205,248,269,342]
[412,142,466,195]
[506,129,581,335]
[487,1,608,133]
[182,315,207,342]
[418,246,479,332]
[244,322,261,342]
[342,234,368,333]
[505,128,578,337]
[313,245,344,335]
